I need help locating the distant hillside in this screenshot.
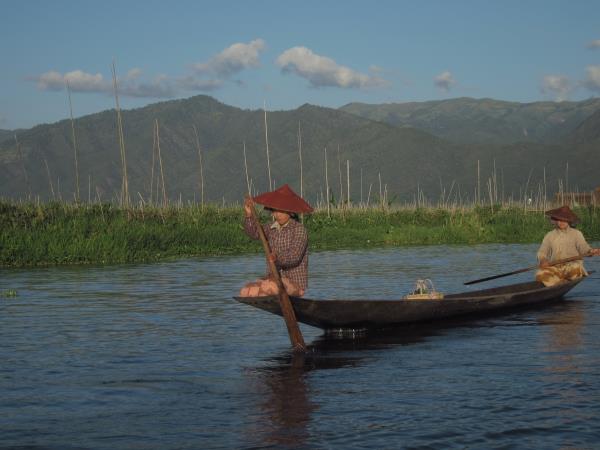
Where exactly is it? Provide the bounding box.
[566,108,600,144]
[0,95,598,205]
[340,97,600,146]
[0,129,14,144]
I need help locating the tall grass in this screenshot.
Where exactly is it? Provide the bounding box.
[1,200,599,267]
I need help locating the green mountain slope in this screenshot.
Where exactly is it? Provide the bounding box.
[0,95,597,205]
[340,97,600,146]
[0,129,15,144]
[567,108,600,144]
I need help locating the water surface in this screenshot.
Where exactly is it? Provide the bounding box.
[1,244,600,449]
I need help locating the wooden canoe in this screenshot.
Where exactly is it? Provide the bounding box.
[234,277,587,331]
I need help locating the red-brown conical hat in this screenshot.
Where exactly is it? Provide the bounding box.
[253,184,314,214]
[545,205,580,224]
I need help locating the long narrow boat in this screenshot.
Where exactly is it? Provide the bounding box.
[234,277,587,332]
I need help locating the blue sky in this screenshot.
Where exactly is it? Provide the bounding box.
[1,0,600,129]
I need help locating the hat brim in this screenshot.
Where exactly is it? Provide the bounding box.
[253,184,314,214]
[545,206,580,224]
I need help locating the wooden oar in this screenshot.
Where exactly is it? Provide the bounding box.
[245,196,307,352]
[464,253,592,285]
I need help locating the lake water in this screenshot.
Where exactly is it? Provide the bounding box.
[1,243,600,449]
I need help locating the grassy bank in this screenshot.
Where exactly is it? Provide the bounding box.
[1,201,599,267]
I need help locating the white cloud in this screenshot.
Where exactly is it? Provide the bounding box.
[33,69,182,98]
[276,46,387,89]
[586,39,600,49]
[32,66,233,98]
[125,68,143,80]
[583,65,600,92]
[64,70,109,92]
[35,71,64,90]
[541,74,572,100]
[193,39,265,77]
[434,71,456,92]
[36,70,108,92]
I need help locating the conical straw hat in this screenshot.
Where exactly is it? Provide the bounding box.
[545,205,580,224]
[253,184,314,214]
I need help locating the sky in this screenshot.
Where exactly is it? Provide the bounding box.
[1,0,600,130]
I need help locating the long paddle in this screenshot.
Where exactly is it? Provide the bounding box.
[464,252,593,285]
[245,196,307,352]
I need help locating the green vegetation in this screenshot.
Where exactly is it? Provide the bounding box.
[307,205,600,249]
[2,201,599,267]
[0,201,252,266]
[1,289,18,298]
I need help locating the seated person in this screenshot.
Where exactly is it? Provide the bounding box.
[239,184,312,297]
[536,205,600,286]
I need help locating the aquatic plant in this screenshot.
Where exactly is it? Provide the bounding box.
[1,200,598,267]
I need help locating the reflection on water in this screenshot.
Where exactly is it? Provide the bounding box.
[250,353,317,448]
[537,300,598,440]
[247,323,458,446]
[541,301,586,370]
[1,244,600,449]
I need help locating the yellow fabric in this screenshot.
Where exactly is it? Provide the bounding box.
[535,261,588,287]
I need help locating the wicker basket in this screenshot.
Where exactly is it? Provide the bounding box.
[403,279,444,300]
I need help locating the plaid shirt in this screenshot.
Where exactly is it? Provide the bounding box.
[243,216,309,290]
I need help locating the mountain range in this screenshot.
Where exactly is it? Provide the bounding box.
[0,95,599,205]
[340,97,600,145]
[0,129,15,144]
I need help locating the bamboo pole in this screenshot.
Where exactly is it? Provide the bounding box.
[477,159,480,206]
[192,125,205,207]
[155,119,167,206]
[493,159,497,204]
[360,167,363,206]
[298,121,303,198]
[337,144,343,206]
[66,80,80,203]
[243,140,251,195]
[43,157,56,201]
[384,184,388,209]
[543,166,547,211]
[346,159,350,206]
[464,252,594,285]
[111,59,129,208]
[378,172,382,208]
[324,147,330,218]
[65,80,80,203]
[150,122,156,204]
[264,101,272,191]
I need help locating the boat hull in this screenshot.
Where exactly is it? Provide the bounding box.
[234,278,584,331]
